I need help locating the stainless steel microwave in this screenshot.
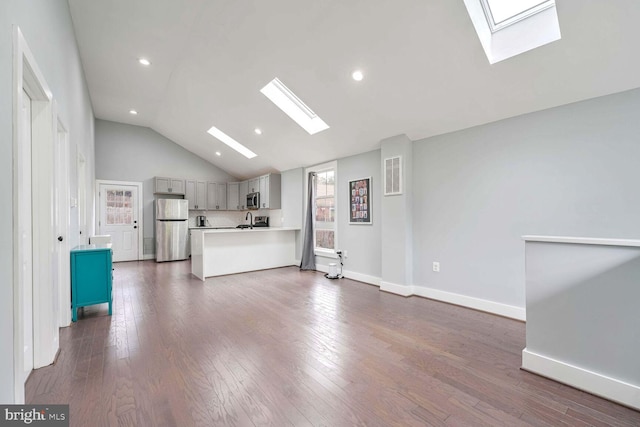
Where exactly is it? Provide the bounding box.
[247,192,260,210]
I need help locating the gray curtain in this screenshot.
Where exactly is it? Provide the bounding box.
[300,172,316,270]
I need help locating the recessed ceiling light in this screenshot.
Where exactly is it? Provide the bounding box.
[260,77,329,135]
[138,58,151,66]
[254,128,262,135]
[215,151,221,156]
[207,126,257,159]
[352,70,364,81]
[129,109,138,115]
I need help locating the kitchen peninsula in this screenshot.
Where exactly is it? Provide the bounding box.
[190,227,299,280]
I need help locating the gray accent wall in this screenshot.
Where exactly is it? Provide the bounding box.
[282,150,382,278]
[380,135,413,287]
[412,88,640,308]
[95,120,238,254]
[1,0,95,402]
[337,149,382,279]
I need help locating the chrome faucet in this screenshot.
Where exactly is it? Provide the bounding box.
[245,211,253,229]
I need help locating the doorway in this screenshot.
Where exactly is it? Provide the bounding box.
[96,180,143,262]
[13,26,58,403]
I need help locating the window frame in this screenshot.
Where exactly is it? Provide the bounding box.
[304,160,338,258]
[480,0,555,33]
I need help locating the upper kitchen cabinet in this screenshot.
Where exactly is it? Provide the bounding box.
[154,177,186,195]
[248,178,260,194]
[185,180,206,210]
[207,182,227,210]
[259,173,281,209]
[227,182,240,211]
[239,181,249,210]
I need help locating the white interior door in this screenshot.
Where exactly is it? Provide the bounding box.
[54,120,71,327]
[19,88,34,382]
[98,183,140,262]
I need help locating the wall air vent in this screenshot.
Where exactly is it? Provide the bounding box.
[384,156,402,196]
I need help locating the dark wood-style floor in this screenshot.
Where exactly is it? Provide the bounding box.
[27,261,640,426]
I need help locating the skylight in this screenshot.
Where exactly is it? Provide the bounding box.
[260,78,329,135]
[206,126,257,159]
[463,0,560,64]
[481,0,555,32]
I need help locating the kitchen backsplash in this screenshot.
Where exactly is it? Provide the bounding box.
[188,209,282,227]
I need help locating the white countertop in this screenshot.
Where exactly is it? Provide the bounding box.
[191,227,300,234]
[522,235,640,247]
[188,226,236,230]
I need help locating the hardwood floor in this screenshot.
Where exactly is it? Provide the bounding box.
[27,261,640,426]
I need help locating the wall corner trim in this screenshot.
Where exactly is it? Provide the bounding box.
[380,281,414,297]
[522,349,640,410]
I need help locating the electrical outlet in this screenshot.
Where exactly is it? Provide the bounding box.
[433,262,440,272]
[343,250,348,259]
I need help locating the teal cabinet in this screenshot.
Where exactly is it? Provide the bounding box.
[71,244,113,322]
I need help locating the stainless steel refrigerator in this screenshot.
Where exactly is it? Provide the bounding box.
[155,199,189,262]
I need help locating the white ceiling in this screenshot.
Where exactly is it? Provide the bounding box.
[68,0,640,180]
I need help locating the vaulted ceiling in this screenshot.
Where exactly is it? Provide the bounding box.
[68,0,640,180]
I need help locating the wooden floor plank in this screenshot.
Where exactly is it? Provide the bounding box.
[26,261,640,426]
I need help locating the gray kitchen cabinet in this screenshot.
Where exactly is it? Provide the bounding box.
[227,182,240,210]
[248,178,260,194]
[239,181,248,210]
[258,173,281,209]
[155,177,186,195]
[186,179,206,210]
[207,182,227,210]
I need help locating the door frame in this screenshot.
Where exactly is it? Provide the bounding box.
[95,179,144,260]
[54,105,71,327]
[12,25,56,403]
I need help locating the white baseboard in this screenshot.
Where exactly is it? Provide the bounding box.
[412,285,526,321]
[300,264,524,321]
[522,349,640,410]
[380,281,413,297]
[378,282,524,320]
[343,270,381,287]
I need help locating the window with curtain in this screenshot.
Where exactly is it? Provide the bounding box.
[305,161,337,255]
[315,169,335,251]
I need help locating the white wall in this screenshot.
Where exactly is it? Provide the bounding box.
[0,0,95,402]
[412,87,640,309]
[95,119,239,255]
